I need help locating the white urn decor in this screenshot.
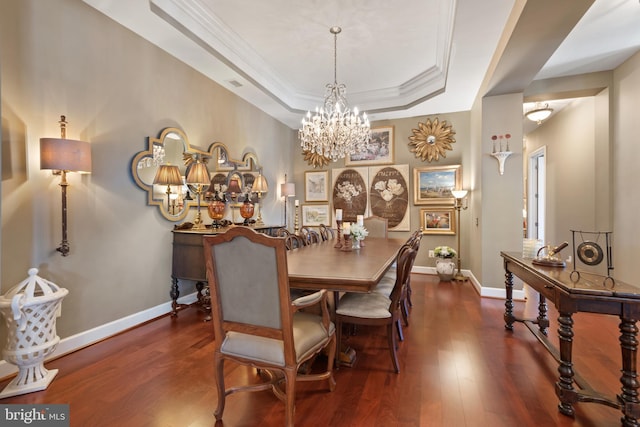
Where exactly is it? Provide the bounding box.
[434,246,457,281]
[0,268,68,398]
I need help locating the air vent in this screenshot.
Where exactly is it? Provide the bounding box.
[228,80,243,88]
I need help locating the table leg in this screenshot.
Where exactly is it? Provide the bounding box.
[504,269,515,331]
[556,311,576,416]
[619,317,640,427]
[537,294,549,335]
[170,276,180,317]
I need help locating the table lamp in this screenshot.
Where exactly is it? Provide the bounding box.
[185,159,210,230]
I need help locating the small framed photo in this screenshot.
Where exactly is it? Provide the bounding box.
[420,207,456,235]
[304,170,329,202]
[345,126,394,166]
[413,164,461,205]
[302,204,330,227]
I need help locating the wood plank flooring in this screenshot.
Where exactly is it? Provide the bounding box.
[0,274,626,426]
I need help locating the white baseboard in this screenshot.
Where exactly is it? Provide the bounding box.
[0,293,198,381]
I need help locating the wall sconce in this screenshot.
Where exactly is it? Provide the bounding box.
[490,134,513,175]
[40,115,92,257]
[153,164,183,214]
[185,158,210,230]
[252,172,269,226]
[227,178,242,225]
[451,190,469,282]
[280,174,295,230]
[525,103,553,124]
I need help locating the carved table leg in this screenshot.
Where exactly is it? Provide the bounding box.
[504,269,515,331]
[619,317,640,427]
[170,276,180,317]
[537,294,549,335]
[556,311,576,416]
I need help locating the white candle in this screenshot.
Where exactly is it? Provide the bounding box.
[295,199,299,207]
[357,215,364,226]
[343,222,351,234]
[336,209,343,221]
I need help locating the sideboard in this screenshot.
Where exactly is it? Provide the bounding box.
[170,225,282,315]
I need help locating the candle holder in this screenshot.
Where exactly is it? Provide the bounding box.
[334,220,343,248]
[341,234,352,251]
[294,204,300,235]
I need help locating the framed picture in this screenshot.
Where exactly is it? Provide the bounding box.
[332,167,369,224]
[413,164,461,205]
[345,126,394,166]
[304,170,329,202]
[420,207,456,235]
[368,164,410,231]
[302,204,330,226]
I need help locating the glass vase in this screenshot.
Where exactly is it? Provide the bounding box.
[352,238,361,250]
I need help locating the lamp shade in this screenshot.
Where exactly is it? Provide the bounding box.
[252,174,268,193]
[153,164,183,186]
[40,138,92,173]
[281,182,295,197]
[525,103,553,123]
[227,179,242,194]
[185,161,210,185]
[451,190,468,199]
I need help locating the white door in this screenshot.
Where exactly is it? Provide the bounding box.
[528,147,546,242]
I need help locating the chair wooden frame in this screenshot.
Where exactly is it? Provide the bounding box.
[203,227,336,426]
[335,246,417,373]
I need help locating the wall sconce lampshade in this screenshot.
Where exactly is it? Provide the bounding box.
[40,138,92,173]
[252,174,268,194]
[281,182,295,198]
[227,179,242,195]
[525,103,553,124]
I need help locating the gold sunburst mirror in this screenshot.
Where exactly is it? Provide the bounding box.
[302,149,331,168]
[408,118,456,162]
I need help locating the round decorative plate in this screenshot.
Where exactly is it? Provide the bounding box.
[577,241,604,266]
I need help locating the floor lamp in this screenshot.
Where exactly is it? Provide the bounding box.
[452,190,469,282]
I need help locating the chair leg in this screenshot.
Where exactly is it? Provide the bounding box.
[401,299,410,327]
[335,317,343,368]
[407,282,413,307]
[213,355,226,421]
[284,367,297,427]
[388,323,400,373]
[396,319,404,342]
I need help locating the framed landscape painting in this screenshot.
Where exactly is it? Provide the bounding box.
[302,204,329,226]
[345,126,394,166]
[413,165,461,205]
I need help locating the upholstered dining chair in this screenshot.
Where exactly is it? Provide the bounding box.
[362,215,388,238]
[300,227,321,245]
[335,246,416,373]
[203,227,336,427]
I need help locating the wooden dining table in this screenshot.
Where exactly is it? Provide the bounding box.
[286,237,407,293]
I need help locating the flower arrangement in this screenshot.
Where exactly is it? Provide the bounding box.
[434,246,456,258]
[349,223,369,241]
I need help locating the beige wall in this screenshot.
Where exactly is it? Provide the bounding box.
[1,0,296,341]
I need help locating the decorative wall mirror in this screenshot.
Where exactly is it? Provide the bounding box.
[131,127,262,222]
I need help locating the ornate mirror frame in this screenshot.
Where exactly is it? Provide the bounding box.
[131,127,261,222]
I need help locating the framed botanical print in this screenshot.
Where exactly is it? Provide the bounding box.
[413,164,461,205]
[368,164,410,231]
[301,204,330,226]
[332,167,368,224]
[345,126,394,166]
[304,170,329,202]
[420,207,456,235]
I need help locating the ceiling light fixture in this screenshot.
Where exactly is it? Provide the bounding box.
[525,103,554,124]
[299,26,371,162]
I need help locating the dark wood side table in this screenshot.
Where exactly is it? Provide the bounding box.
[171,225,282,316]
[501,251,640,426]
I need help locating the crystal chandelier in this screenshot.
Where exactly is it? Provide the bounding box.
[299,26,371,162]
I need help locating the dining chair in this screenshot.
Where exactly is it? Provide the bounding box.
[275,227,292,237]
[362,215,388,238]
[284,234,306,250]
[335,246,416,373]
[301,227,321,245]
[203,227,336,427]
[318,224,335,241]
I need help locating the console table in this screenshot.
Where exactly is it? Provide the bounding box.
[501,251,640,426]
[171,225,282,315]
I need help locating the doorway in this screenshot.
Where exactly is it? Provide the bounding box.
[527,146,546,241]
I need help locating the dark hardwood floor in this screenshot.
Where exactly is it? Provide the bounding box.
[0,274,625,426]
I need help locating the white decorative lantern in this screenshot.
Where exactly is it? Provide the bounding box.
[0,268,68,398]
